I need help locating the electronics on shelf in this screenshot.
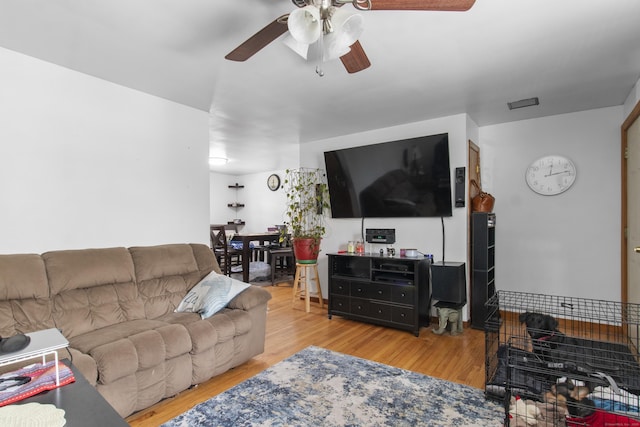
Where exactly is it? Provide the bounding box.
[365,228,396,244]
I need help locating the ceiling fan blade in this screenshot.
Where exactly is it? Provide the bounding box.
[368,0,476,11]
[340,41,371,73]
[225,15,289,62]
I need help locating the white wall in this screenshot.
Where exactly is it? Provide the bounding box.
[209,169,289,234]
[479,106,623,301]
[209,171,235,226]
[0,47,210,254]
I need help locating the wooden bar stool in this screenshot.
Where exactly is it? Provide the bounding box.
[292,263,324,312]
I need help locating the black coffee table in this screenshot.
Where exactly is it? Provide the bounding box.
[20,359,128,427]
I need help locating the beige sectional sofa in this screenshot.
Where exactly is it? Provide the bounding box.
[0,243,272,418]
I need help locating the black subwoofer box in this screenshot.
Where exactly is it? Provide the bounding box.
[431,261,466,305]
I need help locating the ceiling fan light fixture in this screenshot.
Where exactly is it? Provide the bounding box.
[283,35,326,62]
[287,5,322,44]
[285,5,363,63]
[507,97,540,110]
[322,34,351,61]
[323,10,363,60]
[282,34,313,59]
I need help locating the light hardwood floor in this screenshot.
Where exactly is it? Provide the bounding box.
[127,285,487,427]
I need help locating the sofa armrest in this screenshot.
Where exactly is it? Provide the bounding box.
[227,285,272,311]
[67,347,98,386]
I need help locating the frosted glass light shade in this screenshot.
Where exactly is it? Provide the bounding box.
[283,34,312,60]
[284,7,364,63]
[287,6,322,44]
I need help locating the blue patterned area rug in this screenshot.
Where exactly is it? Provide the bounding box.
[162,346,504,427]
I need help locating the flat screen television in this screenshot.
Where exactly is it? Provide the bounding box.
[323,133,453,218]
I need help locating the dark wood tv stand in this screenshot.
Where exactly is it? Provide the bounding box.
[327,253,431,336]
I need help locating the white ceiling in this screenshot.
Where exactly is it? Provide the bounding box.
[1,0,639,175]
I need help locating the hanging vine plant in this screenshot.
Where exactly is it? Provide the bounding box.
[282,167,330,262]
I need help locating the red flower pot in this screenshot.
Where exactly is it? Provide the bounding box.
[292,238,321,264]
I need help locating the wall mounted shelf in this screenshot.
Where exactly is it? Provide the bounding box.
[228,183,244,225]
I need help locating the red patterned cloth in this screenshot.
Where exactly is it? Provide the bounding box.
[0,361,75,406]
[566,409,640,426]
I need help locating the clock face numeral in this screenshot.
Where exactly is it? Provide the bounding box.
[525,155,576,196]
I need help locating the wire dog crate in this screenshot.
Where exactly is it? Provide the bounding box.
[485,290,640,426]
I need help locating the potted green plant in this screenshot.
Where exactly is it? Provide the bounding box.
[282,167,330,263]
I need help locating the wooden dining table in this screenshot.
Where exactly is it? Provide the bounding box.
[233,232,280,283]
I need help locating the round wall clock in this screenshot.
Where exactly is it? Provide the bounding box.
[525,155,577,196]
[267,174,281,191]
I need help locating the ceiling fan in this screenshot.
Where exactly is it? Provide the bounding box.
[225,0,476,74]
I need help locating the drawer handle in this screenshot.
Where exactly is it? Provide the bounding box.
[378,290,383,295]
[401,293,406,297]
[378,309,383,314]
[400,313,405,317]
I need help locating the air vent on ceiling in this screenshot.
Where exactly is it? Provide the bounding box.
[507,97,539,110]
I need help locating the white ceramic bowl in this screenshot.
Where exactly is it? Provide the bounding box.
[405,249,419,258]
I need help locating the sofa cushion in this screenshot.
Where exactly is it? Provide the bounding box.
[0,254,55,336]
[44,247,144,338]
[155,323,193,359]
[70,319,170,354]
[190,243,223,276]
[175,271,250,319]
[70,320,192,384]
[215,308,253,336]
[155,312,227,353]
[0,254,48,300]
[91,337,140,384]
[157,307,252,353]
[44,247,136,294]
[130,244,214,319]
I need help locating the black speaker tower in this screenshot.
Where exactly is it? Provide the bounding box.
[455,167,465,207]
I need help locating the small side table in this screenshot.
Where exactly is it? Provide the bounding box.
[0,328,69,385]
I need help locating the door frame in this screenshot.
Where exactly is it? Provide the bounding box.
[621,100,640,304]
[468,140,480,317]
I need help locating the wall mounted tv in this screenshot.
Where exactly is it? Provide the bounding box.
[324,133,453,218]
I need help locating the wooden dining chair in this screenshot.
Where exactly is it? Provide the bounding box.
[210,225,242,276]
[267,231,295,285]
